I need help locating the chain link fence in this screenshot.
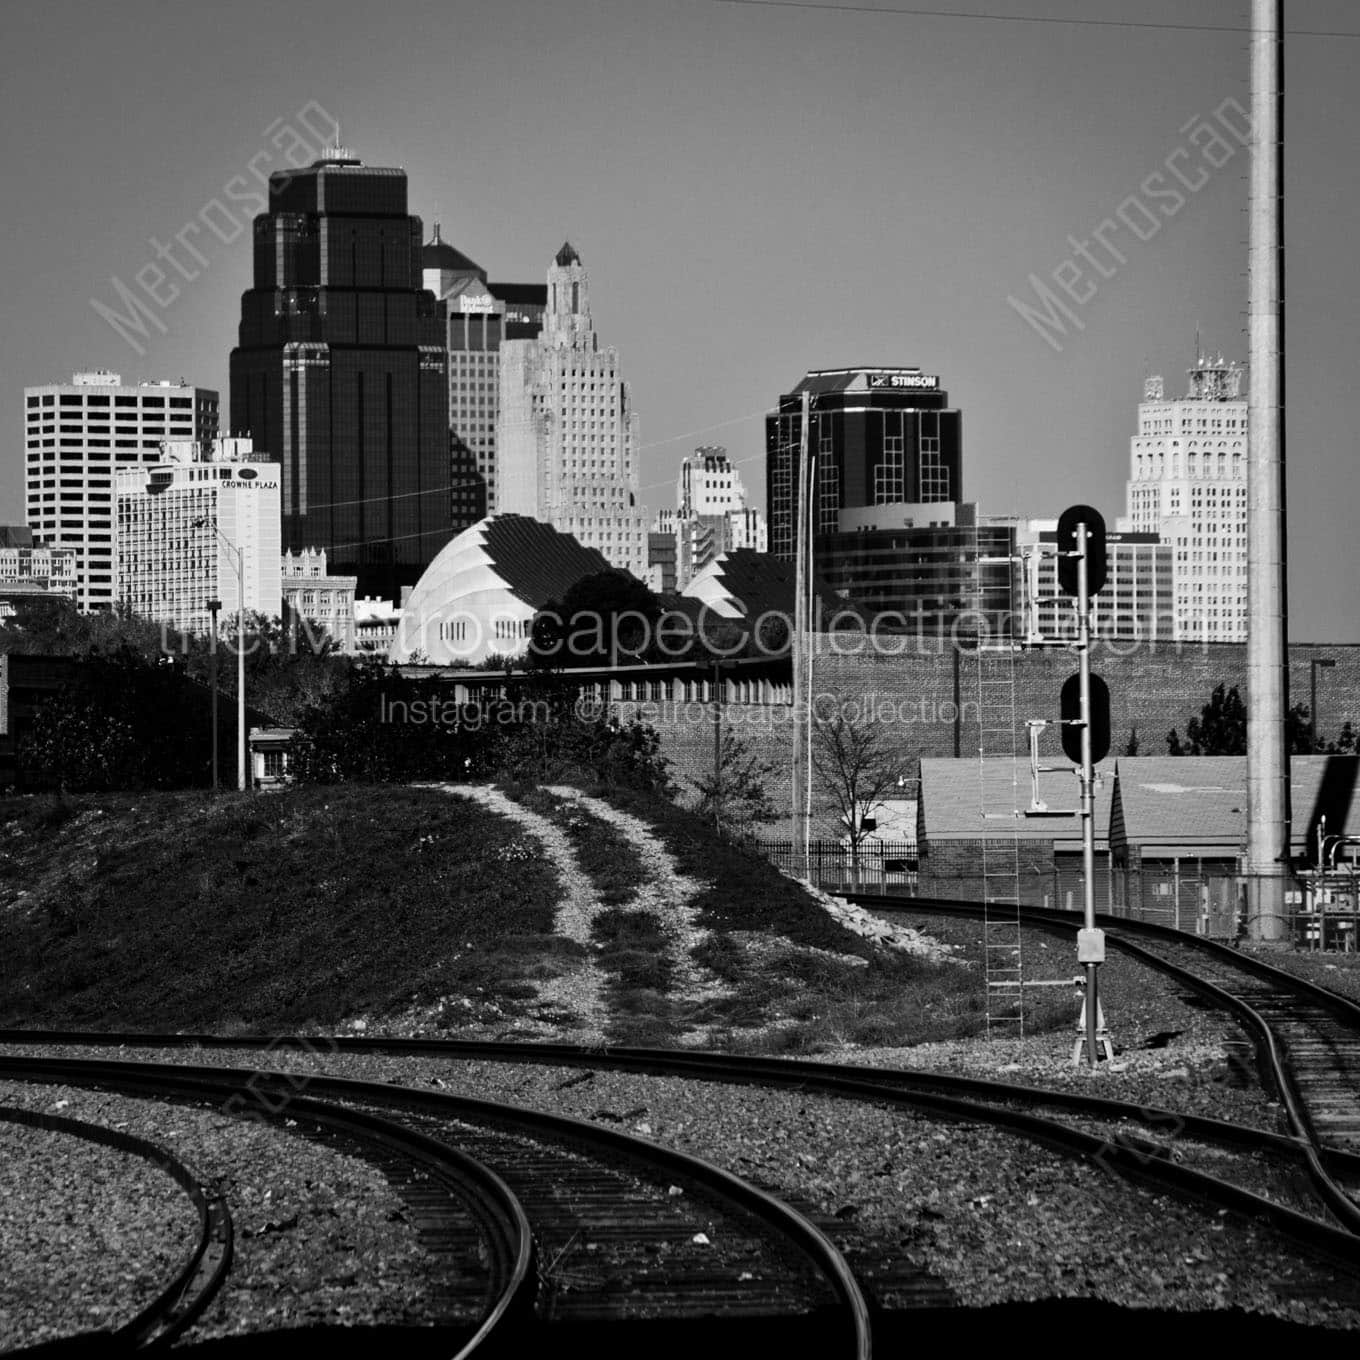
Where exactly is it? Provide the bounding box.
[751,838,1359,953]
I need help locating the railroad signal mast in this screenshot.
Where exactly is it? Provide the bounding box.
[1055,505,1115,1068]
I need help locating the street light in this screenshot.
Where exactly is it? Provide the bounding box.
[1311,658,1336,753]
[206,597,221,791]
[194,518,247,791]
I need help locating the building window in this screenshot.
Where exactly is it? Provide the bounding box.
[920,438,949,500]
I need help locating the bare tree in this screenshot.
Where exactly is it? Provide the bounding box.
[811,711,906,870]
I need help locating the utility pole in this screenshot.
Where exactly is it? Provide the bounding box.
[207,597,221,791]
[711,657,728,833]
[790,389,811,874]
[1245,0,1289,942]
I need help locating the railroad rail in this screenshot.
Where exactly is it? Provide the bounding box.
[0,1054,872,1359]
[0,1102,232,1350]
[845,893,1360,1232]
[3,1035,1360,1277]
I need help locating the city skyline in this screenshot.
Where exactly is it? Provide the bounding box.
[2,0,1357,637]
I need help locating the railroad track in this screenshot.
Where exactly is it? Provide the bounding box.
[845,893,1360,1232]
[0,1102,232,1350]
[4,1033,1360,1282]
[0,1054,871,1359]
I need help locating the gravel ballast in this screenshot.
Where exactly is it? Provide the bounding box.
[16,1047,1357,1333]
[0,1079,452,1345]
[0,1115,197,1350]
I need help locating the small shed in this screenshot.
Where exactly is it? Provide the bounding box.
[917,757,1114,909]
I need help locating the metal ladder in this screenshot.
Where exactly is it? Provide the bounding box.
[974,582,1025,1037]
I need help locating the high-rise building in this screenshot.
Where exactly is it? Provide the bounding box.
[1120,355,1248,641]
[1005,518,1175,644]
[765,367,1002,635]
[765,367,961,559]
[115,437,281,635]
[281,548,357,652]
[650,447,767,589]
[497,243,647,577]
[421,226,547,521]
[24,371,219,612]
[229,146,451,601]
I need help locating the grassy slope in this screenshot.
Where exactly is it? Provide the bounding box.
[0,788,565,1031]
[0,783,1060,1049]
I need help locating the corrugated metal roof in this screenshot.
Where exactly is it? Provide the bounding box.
[919,757,1113,847]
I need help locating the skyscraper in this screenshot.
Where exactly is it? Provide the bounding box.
[421,226,547,521]
[1120,354,1248,641]
[24,371,219,612]
[115,438,281,634]
[764,367,1004,635]
[650,447,767,589]
[496,243,648,577]
[229,146,450,601]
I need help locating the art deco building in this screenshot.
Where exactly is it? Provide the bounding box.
[114,438,281,635]
[229,146,450,601]
[24,371,219,612]
[1120,354,1248,641]
[496,243,648,577]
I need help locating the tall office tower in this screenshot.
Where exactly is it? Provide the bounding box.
[1121,354,1248,641]
[763,367,1004,635]
[652,447,768,589]
[24,371,219,612]
[421,226,547,520]
[114,437,282,635]
[229,146,451,601]
[765,367,961,559]
[497,243,647,577]
[1005,518,1175,643]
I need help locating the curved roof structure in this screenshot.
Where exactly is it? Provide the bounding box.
[391,514,612,665]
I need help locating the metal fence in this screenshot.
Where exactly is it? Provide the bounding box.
[751,840,1359,953]
[753,840,919,894]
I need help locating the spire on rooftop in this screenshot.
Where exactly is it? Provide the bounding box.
[554,241,581,267]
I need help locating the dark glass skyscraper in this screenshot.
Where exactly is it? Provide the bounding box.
[230,149,450,600]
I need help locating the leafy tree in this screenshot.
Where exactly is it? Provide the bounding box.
[18,648,227,791]
[1326,721,1358,755]
[693,731,781,838]
[1168,683,1312,755]
[531,571,662,668]
[1124,727,1141,757]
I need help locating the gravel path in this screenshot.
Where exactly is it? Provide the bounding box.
[0,1115,197,1350]
[433,784,608,1038]
[0,1080,450,1344]
[545,786,727,1008]
[24,1047,1357,1332]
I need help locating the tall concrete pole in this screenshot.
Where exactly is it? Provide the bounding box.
[1245,0,1290,941]
[790,390,811,869]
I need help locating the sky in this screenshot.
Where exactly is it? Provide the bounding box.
[1,0,1356,639]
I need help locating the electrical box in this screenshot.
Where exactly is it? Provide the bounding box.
[1077,928,1105,963]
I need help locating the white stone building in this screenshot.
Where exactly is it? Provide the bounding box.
[652,447,768,589]
[496,243,648,576]
[114,438,281,635]
[281,548,357,652]
[1120,355,1248,641]
[24,371,219,612]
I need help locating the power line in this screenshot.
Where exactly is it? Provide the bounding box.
[711,0,1360,40]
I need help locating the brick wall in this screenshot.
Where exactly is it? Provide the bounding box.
[619,641,1360,825]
